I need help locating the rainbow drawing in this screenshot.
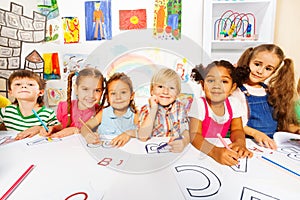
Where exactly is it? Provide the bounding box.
[105,53,158,77]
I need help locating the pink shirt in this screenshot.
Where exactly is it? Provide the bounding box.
[56,100,99,128]
[201,97,233,138]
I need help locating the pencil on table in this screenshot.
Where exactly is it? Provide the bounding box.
[0,164,35,200]
[78,118,94,134]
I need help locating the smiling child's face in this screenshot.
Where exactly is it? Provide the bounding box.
[203,66,236,104]
[151,79,179,106]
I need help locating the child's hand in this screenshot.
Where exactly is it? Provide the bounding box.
[39,126,54,137]
[81,131,101,144]
[253,131,277,150]
[15,126,43,140]
[229,143,253,159]
[50,127,78,138]
[168,136,186,153]
[149,95,158,109]
[110,133,131,147]
[210,147,239,166]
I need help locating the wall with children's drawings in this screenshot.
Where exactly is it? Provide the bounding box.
[0,0,204,107]
[0,0,298,105]
[0,0,203,64]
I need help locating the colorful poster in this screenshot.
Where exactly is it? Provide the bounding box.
[62,17,80,44]
[153,0,182,40]
[43,53,61,80]
[37,0,60,42]
[62,54,88,80]
[47,88,67,106]
[85,1,112,41]
[119,9,147,30]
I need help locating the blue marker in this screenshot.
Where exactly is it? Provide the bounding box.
[261,156,300,177]
[157,135,183,152]
[32,109,49,132]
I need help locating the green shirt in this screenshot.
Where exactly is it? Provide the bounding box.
[296,99,300,123]
[0,105,59,132]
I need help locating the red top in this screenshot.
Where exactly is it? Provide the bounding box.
[56,100,99,128]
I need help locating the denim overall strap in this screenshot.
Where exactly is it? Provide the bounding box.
[239,84,278,138]
[201,97,232,138]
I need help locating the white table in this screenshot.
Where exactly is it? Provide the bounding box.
[1,131,300,200]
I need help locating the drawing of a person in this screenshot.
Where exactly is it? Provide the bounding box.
[93,2,105,40]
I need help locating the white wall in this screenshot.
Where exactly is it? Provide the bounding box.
[1,0,297,86]
[0,0,203,66]
[274,0,300,79]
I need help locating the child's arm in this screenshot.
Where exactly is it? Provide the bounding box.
[168,130,190,153]
[110,112,139,147]
[38,124,63,137]
[138,96,158,141]
[168,105,191,153]
[189,117,239,166]
[287,124,300,134]
[110,132,132,147]
[80,110,102,144]
[244,125,277,150]
[229,117,253,158]
[49,126,79,138]
[15,126,44,140]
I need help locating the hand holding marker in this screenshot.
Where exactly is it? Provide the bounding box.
[79,118,101,144]
[32,109,49,132]
[157,134,183,151]
[217,133,232,151]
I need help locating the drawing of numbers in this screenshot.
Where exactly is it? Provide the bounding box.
[173,165,221,199]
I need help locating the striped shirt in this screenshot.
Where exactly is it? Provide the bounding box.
[0,105,59,132]
[139,100,189,137]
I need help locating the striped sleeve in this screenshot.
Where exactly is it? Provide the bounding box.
[1,105,42,132]
[38,107,60,126]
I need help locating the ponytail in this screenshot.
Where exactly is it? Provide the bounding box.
[190,64,205,83]
[268,58,298,130]
[96,77,106,114]
[66,71,76,127]
[236,47,253,67]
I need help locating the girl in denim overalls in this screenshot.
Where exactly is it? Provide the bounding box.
[232,44,300,150]
[189,60,253,166]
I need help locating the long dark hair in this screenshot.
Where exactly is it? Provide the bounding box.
[66,68,105,127]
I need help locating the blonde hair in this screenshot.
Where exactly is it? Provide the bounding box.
[151,68,181,93]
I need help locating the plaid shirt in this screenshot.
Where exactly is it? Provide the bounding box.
[139,100,189,137]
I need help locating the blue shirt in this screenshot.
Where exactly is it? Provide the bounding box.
[97,106,136,136]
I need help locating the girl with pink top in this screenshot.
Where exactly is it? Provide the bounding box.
[41,67,105,138]
[189,60,253,166]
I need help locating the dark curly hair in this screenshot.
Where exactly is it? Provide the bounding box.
[191,60,240,85]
